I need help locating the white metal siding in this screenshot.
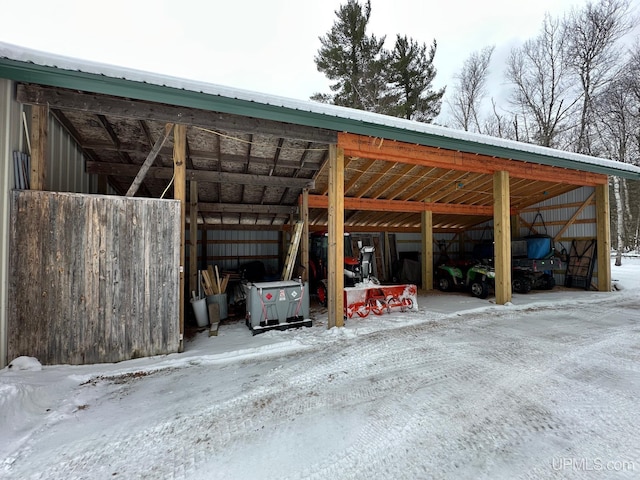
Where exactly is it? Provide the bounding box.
[0,79,24,367]
[46,113,95,193]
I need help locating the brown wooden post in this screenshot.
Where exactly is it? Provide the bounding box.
[328,145,344,328]
[174,124,187,350]
[189,181,198,297]
[493,170,511,304]
[30,105,48,190]
[421,209,433,290]
[596,182,611,291]
[301,188,309,282]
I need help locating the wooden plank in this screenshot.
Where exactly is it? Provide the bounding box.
[421,210,433,290]
[17,83,338,144]
[30,104,48,190]
[189,181,199,296]
[327,145,344,328]
[493,171,512,305]
[126,123,174,197]
[174,124,187,351]
[195,203,297,215]
[307,194,500,216]
[86,161,314,189]
[595,183,611,291]
[338,132,608,186]
[301,189,309,282]
[553,191,595,242]
[282,221,304,280]
[214,265,222,294]
[7,191,180,365]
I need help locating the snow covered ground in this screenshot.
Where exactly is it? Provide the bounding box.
[2,257,640,479]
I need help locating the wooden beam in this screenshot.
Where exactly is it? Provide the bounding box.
[174,124,187,351]
[595,182,611,291]
[493,171,511,305]
[421,210,433,291]
[30,104,48,190]
[189,181,199,298]
[126,123,174,197]
[327,145,344,329]
[308,194,501,216]
[17,84,337,144]
[301,189,309,282]
[195,203,297,215]
[86,161,314,189]
[338,132,608,186]
[553,191,595,242]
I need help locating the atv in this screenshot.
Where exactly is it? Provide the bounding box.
[435,261,495,299]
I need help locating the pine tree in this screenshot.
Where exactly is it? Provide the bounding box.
[312,0,387,111]
[386,36,446,122]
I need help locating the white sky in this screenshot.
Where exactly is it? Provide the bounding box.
[2,0,597,108]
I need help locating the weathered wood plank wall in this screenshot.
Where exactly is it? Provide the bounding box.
[8,191,181,365]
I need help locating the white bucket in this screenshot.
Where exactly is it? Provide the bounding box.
[190,297,209,327]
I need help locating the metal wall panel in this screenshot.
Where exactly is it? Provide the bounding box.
[205,229,280,275]
[0,79,25,367]
[46,113,95,194]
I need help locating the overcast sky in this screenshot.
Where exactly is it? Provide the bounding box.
[1,0,613,121]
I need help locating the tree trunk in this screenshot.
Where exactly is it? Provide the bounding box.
[613,176,624,266]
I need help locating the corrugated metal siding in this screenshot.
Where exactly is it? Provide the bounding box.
[521,187,597,251]
[207,229,280,274]
[0,78,25,367]
[46,112,95,193]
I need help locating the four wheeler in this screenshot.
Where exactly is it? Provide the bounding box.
[435,261,496,299]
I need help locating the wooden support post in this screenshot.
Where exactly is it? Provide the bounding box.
[200,216,208,271]
[30,104,48,191]
[97,175,108,195]
[301,188,309,282]
[328,145,344,328]
[174,124,187,350]
[493,171,511,305]
[421,210,433,290]
[596,182,611,291]
[384,231,392,281]
[189,181,198,298]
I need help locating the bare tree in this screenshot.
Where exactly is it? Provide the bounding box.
[447,46,495,132]
[593,73,637,263]
[564,0,634,154]
[505,14,579,147]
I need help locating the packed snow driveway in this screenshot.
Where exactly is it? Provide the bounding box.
[2,295,640,479]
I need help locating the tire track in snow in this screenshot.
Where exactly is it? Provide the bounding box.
[4,299,640,479]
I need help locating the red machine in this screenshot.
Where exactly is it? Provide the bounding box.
[308,232,417,317]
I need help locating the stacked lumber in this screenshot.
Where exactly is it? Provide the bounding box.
[200,265,231,296]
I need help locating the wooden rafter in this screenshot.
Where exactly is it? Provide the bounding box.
[17,84,337,144]
[308,194,506,216]
[338,132,608,186]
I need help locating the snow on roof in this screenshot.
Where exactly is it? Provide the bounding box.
[2,41,640,177]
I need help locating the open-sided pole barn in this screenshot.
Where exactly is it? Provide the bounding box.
[1,42,639,366]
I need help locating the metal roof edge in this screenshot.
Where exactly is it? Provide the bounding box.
[1,51,639,181]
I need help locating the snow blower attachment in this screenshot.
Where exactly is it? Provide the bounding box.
[343,243,418,319]
[245,279,312,335]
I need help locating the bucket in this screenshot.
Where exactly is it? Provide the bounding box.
[206,293,228,320]
[190,297,209,327]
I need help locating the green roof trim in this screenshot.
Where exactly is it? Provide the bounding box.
[1,55,639,181]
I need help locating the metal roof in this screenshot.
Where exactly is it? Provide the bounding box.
[2,41,639,181]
